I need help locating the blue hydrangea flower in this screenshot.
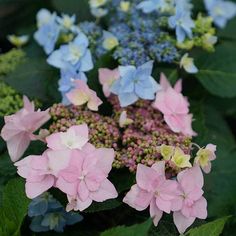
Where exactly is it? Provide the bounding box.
[29,193,83,233]
[47,33,94,72]
[168,4,195,42]
[204,0,236,28]
[102,31,119,50]
[34,12,60,55]
[137,0,175,13]
[59,69,88,105]
[110,61,161,107]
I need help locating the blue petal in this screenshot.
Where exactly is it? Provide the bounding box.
[118,92,139,107]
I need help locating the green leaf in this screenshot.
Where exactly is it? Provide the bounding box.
[3,57,60,104]
[185,217,230,236]
[148,219,178,236]
[0,178,30,236]
[85,199,122,213]
[100,219,152,236]
[196,42,236,98]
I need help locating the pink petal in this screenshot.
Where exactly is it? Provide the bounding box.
[149,198,163,226]
[151,161,165,176]
[173,211,195,234]
[14,155,35,178]
[6,132,31,162]
[26,175,54,199]
[159,73,171,91]
[78,180,89,201]
[174,79,182,93]
[23,95,35,112]
[93,148,115,174]
[202,162,211,174]
[67,195,93,211]
[192,197,207,219]
[90,179,118,202]
[206,144,216,161]
[123,184,153,211]
[56,176,77,196]
[71,124,89,140]
[155,196,172,213]
[136,164,159,192]
[46,132,63,150]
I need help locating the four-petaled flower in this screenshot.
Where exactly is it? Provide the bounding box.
[47,33,94,73]
[111,61,161,107]
[123,161,181,226]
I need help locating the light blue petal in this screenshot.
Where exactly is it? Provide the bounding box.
[118,92,139,107]
[47,48,66,69]
[136,61,153,81]
[137,0,158,13]
[79,50,94,72]
[176,26,186,43]
[74,32,89,48]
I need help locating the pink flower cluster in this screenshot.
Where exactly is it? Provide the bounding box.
[152,73,196,137]
[14,124,118,211]
[123,163,207,234]
[1,96,50,162]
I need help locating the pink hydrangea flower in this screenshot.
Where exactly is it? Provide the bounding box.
[152,73,196,137]
[194,144,216,173]
[14,151,55,199]
[66,80,103,111]
[98,68,120,97]
[123,161,180,226]
[56,143,118,211]
[1,96,50,162]
[173,166,207,233]
[46,124,89,150]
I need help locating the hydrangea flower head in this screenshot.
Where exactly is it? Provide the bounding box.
[152,73,196,136]
[99,68,120,97]
[173,166,207,233]
[110,61,161,107]
[59,70,88,105]
[120,1,131,12]
[123,161,181,226]
[1,96,50,162]
[168,4,195,42]
[7,35,29,48]
[66,80,103,111]
[204,0,236,28]
[34,11,60,55]
[47,33,93,72]
[56,145,118,211]
[194,144,216,173]
[180,53,198,74]
[102,31,119,51]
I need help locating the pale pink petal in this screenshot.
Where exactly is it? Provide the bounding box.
[23,95,35,112]
[71,124,89,140]
[26,175,54,199]
[56,176,77,196]
[156,196,172,213]
[7,132,31,162]
[136,164,159,192]
[192,197,207,219]
[93,148,115,174]
[87,91,103,111]
[173,211,195,234]
[187,187,204,201]
[174,79,182,93]
[47,150,72,176]
[160,73,171,91]
[46,132,64,150]
[202,162,211,174]
[14,155,35,178]
[78,180,89,201]
[206,144,216,160]
[89,179,118,202]
[123,184,153,211]
[149,198,163,226]
[68,196,93,211]
[66,89,88,106]
[151,161,165,176]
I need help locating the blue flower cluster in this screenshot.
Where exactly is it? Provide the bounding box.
[28,192,83,233]
[34,9,95,105]
[104,0,180,66]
